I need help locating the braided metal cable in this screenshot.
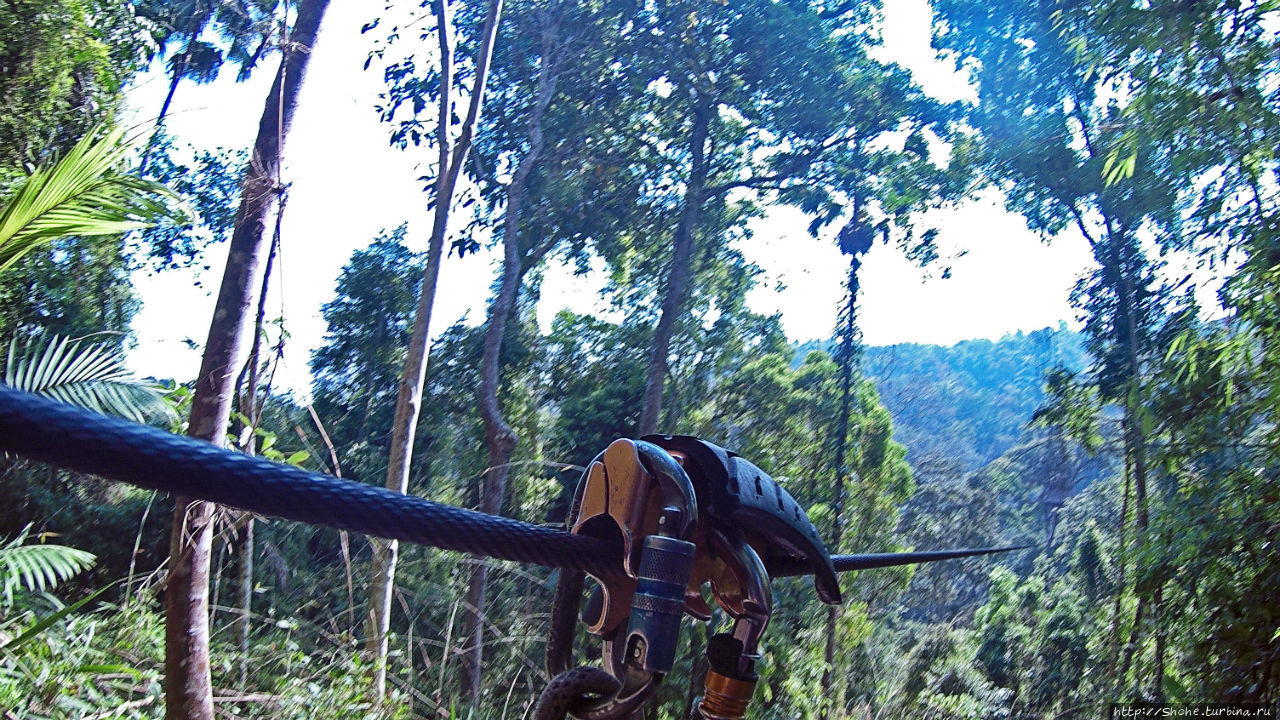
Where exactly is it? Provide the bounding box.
[532,667,621,720]
[767,546,1030,577]
[0,385,622,576]
[0,385,1023,584]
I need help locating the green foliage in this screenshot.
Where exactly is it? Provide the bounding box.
[0,590,410,719]
[0,232,140,345]
[5,0,1280,715]
[137,130,248,271]
[135,0,282,87]
[0,0,149,171]
[310,227,424,483]
[928,0,1280,707]
[2,334,173,423]
[0,124,187,339]
[836,326,1088,473]
[1034,366,1105,453]
[0,599,162,719]
[0,126,189,275]
[0,526,95,609]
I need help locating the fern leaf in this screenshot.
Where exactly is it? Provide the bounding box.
[1,334,175,422]
[0,527,96,607]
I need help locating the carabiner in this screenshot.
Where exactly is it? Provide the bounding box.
[538,435,836,720]
[695,529,772,720]
[538,438,699,720]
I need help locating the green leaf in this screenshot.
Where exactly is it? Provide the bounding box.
[75,663,142,676]
[0,125,191,273]
[0,583,111,652]
[0,526,96,608]
[1,334,175,422]
[1102,150,1137,187]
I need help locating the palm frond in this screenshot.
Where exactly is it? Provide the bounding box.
[0,526,96,608]
[2,334,176,423]
[0,126,192,273]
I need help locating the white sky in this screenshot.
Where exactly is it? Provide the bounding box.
[125,0,1097,398]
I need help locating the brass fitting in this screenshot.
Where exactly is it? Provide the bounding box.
[697,669,757,720]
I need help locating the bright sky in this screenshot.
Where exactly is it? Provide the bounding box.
[124,0,1097,398]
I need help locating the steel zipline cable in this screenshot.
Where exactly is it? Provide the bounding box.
[0,384,623,576]
[0,385,1025,579]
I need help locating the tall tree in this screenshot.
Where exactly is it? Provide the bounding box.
[468,0,568,696]
[933,0,1182,695]
[735,20,962,712]
[365,0,503,698]
[375,0,642,698]
[165,1,329,717]
[1053,0,1280,700]
[627,0,895,434]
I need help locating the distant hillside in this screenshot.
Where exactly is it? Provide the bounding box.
[797,325,1087,476]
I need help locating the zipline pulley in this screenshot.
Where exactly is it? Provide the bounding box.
[535,435,841,720]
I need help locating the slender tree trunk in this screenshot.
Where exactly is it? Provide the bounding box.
[233,519,254,684]
[462,233,523,707]
[462,10,561,700]
[821,249,862,720]
[367,0,504,698]
[1106,449,1133,684]
[157,57,186,135]
[1062,151,1153,692]
[1120,265,1163,697]
[1151,582,1165,699]
[164,3,328,718]
[637,102,711,435]
[232,216,280,690]
[1120,598,1146,688]
[140,32,198,176]
[1112,248,1149,534]
[1101,223,1155,693]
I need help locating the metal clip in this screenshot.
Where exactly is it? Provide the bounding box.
[695,530,772,720]
[570,439,697,635]
[538,439,698,720]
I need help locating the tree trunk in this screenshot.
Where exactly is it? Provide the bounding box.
[367,0,504,699]
[461,238,522,706]
[1098,221,1154,693]
[462,12,559,695]
[1107,232,1149,534]
[1120,597,1146,688]
[1151,582,1165,699]
[1106,450,1133,685]
[140,35,195,176]
[164,3,328,718]
[233,518,254,686]
[821,250,862,720]
[637,102,711,435]
[232,213,280,690]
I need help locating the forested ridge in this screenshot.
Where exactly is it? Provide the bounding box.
[1,1,1278,719]
[804,325,1090,472]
